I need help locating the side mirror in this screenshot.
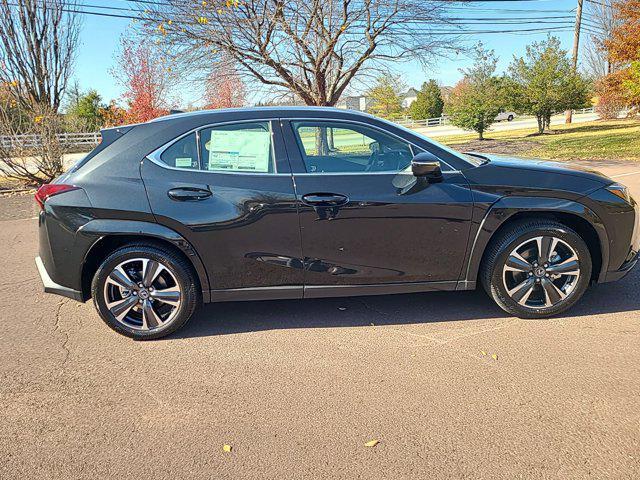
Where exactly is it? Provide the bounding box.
[411,152,443,181]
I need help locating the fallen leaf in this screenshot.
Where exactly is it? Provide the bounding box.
[481,350,487,356]
[491,354,498,360]
[222,444,232,453]
[364,439,379,447]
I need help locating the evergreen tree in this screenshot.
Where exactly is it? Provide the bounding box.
[409,80,444,120]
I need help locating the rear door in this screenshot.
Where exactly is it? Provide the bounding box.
[282,118,474,296]
[141,119,304,300]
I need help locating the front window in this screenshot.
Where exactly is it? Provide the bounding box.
[292,121,414,173]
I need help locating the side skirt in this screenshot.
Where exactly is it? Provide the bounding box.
[208,281,466,303]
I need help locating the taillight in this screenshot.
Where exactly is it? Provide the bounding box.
[35,184,80,210]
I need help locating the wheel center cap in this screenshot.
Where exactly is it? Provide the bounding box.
[138,288,150,300]
[534,267,546,278]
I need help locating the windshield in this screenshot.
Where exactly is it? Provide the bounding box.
[383,119,487,167]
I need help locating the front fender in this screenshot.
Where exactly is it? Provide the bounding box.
[78,219,211,300]
[461,196,609,287]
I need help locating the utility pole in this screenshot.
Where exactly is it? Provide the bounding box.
[566,0,584,124]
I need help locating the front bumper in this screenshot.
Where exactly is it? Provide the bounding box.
[35,256,84,302]
[603,252,638,282]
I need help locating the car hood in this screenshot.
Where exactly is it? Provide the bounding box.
[467,152,613,183]
[462,153,613,199]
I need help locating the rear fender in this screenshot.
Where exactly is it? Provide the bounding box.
[78,219,211,301]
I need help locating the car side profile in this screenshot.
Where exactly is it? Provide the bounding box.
[36,107,639,339]
[495,111,516,122]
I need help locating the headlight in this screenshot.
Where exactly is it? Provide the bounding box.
[606,183,633,204]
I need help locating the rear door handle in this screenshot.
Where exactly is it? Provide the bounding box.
[167,187,212,201]
[301,193,349,207]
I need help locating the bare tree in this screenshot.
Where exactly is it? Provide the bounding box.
[582,0,621,79]
[139,0,459,106]
[0,0,81,113]
[0,104,67,184]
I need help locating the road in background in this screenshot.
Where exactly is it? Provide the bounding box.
[1,162,639,479]
[416,112,599,138]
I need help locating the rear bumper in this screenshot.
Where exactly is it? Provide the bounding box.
[35,256,84,302]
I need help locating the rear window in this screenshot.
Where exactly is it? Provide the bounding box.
[160,133,199,169]
[199,122,273,173]
[155,122,275,173]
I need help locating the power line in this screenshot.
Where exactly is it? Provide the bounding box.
[64,1,582,23]
[7,1,583,37]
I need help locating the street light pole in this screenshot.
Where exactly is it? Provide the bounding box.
[566,0,584,124]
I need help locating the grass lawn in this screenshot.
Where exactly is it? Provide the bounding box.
[435,119,640,162]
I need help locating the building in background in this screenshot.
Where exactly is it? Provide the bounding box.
[400,88,420,109]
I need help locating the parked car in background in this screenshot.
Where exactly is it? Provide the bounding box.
[496,111,516,122]
[35,107,639,339]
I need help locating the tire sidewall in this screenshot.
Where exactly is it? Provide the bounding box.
[490,225,592,318]
[92,246,197,339]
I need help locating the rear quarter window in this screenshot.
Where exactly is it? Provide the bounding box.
[159,132,199,169]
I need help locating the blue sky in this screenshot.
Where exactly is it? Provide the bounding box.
[72,0,581,106]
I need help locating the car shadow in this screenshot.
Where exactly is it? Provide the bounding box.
[168,268,640,339]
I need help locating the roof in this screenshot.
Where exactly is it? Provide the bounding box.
[148,106,373,123]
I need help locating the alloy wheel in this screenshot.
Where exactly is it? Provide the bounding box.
[502,236,581,309]
[103,258,182,331]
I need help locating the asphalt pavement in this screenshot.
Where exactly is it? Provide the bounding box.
[1,161,640,479]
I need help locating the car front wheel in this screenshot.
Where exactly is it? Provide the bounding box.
[481,220,592,318]
[92,244,199,340]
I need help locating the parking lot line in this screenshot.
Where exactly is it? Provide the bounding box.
[611,170,640,178]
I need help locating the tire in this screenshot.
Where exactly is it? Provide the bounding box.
[480,220,592,319]
[92,244,199,340]
[507,115,514,122]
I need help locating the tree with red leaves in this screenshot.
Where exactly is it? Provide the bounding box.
[204,60,246,110]
[112,38,174,123]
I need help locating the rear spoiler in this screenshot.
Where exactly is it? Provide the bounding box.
[99,124,136,145]
[68,125,137,173]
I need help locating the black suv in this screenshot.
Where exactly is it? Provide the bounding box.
[36,107,639,339]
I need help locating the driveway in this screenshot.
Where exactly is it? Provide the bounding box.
[1,162,639,479]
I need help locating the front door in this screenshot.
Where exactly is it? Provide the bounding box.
[142,120,304,300]
[282,119,474,297]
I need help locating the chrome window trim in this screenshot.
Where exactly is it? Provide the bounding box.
[145,116,461,175]
[146,118,281,175]
[287,117,457,173]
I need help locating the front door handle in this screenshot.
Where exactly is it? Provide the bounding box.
[301,193,349,207]
[168,187,212,201]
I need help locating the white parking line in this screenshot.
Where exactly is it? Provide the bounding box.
[611,170,640,178]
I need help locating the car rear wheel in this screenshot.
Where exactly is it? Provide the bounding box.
[481,220,592,318]
[507,114,514,121]
[92,244,199,340]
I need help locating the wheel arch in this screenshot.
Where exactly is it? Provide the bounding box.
[78,220,210,302]
[464,197,608,286]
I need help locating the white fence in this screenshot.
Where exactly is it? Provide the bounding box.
[0,132,100,149]
[395,107,596,129]
[396,116,450,128]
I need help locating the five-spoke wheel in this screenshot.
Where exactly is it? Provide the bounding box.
[92,244,198,340]
[503,236,580,308]
[104,258,182,331]
[482,220,592,318]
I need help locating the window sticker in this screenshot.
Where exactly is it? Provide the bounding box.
[175,157,193,168]
[207,130,271,172]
